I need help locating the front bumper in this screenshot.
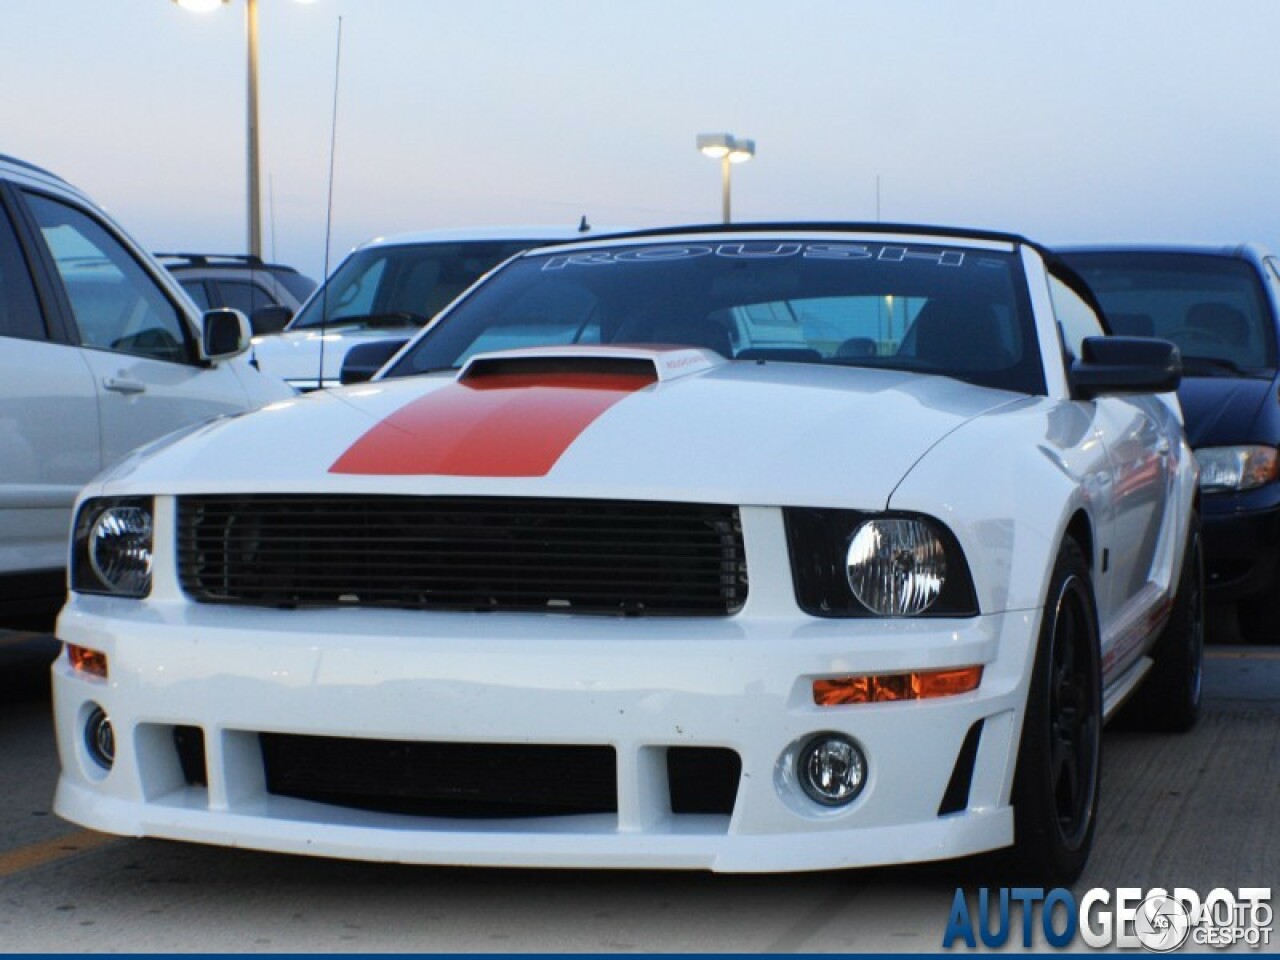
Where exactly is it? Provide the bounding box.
[52,597,1037,873]
[1200,483,1280,600]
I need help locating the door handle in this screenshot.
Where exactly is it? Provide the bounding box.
[103,376,146,395]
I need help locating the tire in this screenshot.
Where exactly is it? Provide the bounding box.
[1009,537,1102,887]
[1115,514,1204,733]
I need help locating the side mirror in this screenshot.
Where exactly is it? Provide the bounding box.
[201,308,252,361]
[340,338,409,385]
[249,303,293,336]
[1071,336,1182,400]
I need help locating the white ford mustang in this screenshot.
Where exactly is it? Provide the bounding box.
[53,225,1202,884]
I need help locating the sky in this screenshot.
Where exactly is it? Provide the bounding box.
[4,1,1278,283]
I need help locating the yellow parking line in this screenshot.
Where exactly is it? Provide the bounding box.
[1206,649,1280,660]
[0,830,120,878]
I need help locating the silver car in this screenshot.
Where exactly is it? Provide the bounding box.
[0,154,293,627]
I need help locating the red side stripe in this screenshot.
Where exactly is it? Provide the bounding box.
[330,372,654,477]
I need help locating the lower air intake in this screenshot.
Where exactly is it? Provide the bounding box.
[260,734,618,819]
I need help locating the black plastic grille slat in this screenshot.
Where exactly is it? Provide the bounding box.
[667,747,742,815]
[173,725,208,787]
[177,495,747,616]
[260,734,617,818]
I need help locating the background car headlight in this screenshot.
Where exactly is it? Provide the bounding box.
[72,497,154,597]
[1195,445,1279,492]
[846,517,946,616]
[784,508,978,618]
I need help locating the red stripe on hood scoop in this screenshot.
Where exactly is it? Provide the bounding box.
[330,370,656,477]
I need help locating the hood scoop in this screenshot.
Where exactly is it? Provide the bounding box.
[458,345,726,386]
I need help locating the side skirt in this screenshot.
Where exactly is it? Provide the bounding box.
[1101,655,1154,722]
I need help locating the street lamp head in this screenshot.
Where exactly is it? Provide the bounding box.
[696,132,754,224]
[696,133,734,159]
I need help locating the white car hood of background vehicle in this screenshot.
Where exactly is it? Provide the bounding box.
[225,351,298,404]
[251,326,411,387]
[94,347,1024,508]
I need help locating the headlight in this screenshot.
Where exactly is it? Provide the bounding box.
[846,517,946,616]
[1195,445,1279,492]
[72,497,154,597]
[784,508,977,618]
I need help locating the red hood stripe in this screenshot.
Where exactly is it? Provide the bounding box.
[330,371,654,477]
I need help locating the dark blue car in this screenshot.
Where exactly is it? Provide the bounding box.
[1060,244,1280,642]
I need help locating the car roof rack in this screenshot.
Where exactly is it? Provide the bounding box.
[154,252,302,273]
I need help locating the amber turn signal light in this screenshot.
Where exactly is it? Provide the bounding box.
[813,666,982,706]
[67,644,109,679]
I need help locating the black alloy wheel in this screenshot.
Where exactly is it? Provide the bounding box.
[1010,537,1101,886]
[1046,574,1101,852]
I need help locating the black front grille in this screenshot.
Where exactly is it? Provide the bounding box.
[260,734,617,818]
[177,495,747,616]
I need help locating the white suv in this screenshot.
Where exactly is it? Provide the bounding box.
[252,226,599,391]
[0,154,294,627]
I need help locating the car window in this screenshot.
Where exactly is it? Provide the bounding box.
[179,279,212,310]
[273,270,316,302]
[215,279,274,315]
[25,192,191,364]
[0,201,46,341]
[1048,275,1106,359]
[1062,252,1277,372]
[290,241,535,330]
[387,239,1045,395]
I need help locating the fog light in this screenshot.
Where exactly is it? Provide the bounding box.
[85,705,115,770]
[798,734,866,807]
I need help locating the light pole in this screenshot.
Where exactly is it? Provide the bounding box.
[173,0,315,259]
[696,133,755,224]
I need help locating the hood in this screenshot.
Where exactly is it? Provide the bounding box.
[221,352,298,406]
[1178,375,1277,447]
[97,347,1022,509]
[251,327,413,386]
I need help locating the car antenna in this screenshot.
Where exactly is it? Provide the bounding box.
[318,16,343,389]
[578,215,590,233]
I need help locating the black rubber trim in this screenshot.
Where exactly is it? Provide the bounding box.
[938,719,985,816]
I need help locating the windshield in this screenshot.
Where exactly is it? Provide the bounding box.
[1061,252,1277,374]
[384,238,1044,394]
[289,240,539,330]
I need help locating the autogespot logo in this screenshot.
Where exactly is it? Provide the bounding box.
[943,887,1273,951]
[1134,894,1191,952]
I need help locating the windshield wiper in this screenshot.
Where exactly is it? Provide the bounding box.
[308,311,432,330]
[379,364,458,380]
